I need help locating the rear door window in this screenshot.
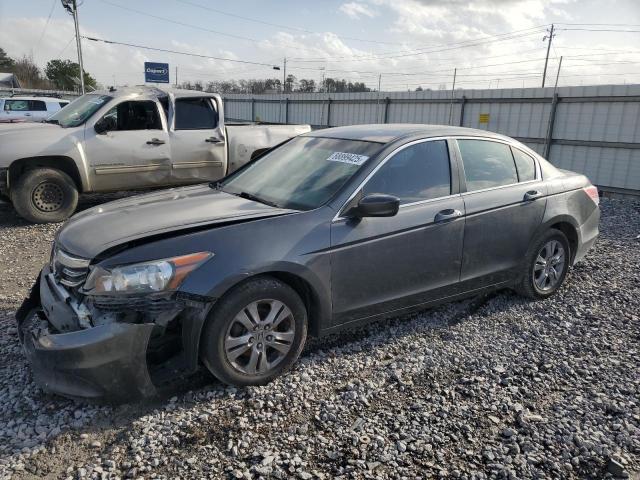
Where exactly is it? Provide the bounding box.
[363,140,451,204]
[511,147,536,182]
[457,139,518,191]
[175,97,219,130]
[28,100,47,111]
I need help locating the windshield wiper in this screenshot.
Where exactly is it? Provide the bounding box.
[236,191,280,208]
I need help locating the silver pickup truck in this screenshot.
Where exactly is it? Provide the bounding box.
[0,86,310,223]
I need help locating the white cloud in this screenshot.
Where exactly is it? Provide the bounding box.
[339,2,379,19]
[2,0,639,92]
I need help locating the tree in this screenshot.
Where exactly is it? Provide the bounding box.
[13,55,50,89]
[0,47,15,71]
[45,59,97,91]
[297,79,316,93]
[284,74,296,93]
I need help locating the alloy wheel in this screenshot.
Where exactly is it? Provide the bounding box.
[533,239,566,292]
[224,299,295,375]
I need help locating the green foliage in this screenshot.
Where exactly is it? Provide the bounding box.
[0,47,15,71]
[45,59,97,90]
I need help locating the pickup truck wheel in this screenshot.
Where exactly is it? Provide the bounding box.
[200,277,308,387]
[10,168,78,223]
[516,229,570,300]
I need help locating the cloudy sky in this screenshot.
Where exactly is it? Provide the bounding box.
[1,0,640,91]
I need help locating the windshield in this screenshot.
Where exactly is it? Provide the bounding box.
[47,94,112,127]
[221,136,383,210]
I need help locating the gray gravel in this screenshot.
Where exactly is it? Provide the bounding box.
[0,197,638,479]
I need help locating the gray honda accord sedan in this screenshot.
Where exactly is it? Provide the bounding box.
[16,124,600,401]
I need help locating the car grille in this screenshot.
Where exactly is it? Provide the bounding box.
[51,247,91,288]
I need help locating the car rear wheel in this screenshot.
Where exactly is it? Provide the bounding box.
[10,168,78,223]
[200,277,307,386]
[516,229,570,300]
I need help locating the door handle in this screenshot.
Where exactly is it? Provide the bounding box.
[146,138,165,145]
[434,209,463,223]
[24,113,32,116]
[523,190,543,201]
[205,136,222,143]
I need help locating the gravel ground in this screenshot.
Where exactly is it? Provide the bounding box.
[0,197,638,480]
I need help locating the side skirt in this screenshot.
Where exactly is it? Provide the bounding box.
[318,280,513,337]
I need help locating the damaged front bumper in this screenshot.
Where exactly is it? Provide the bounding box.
[16,266,211,402]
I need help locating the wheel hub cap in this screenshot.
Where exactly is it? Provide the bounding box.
[533,239,566,292]
[224,299,295,376]
[32,182,64,212]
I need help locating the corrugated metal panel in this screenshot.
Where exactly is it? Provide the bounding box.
[222,84,640,193]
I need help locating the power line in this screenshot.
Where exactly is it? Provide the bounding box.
[33,0,57,56]
[555,23,640,27]
[54,36,75,58]
[82,36,281,68]
[288,27,548,63]
[175,0,407,47]
[557,28,640,33]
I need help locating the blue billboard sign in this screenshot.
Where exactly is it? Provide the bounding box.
[144,62,170,83]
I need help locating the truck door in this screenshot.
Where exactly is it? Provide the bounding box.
[84,99,172,191]
[169,97,227,185]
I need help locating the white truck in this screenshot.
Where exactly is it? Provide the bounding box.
[0,96,70,124]
[0,86,310,223]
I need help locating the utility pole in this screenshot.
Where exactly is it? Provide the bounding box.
[61,0,85,94]
[377,74,382,123]
[554,55,563,91]
[283,57,287,93]
[175,66,178,87]
[542,23,555,88]
[448,68,457,125]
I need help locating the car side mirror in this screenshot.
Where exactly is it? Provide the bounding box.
[94,116,116,134]
[353,193,400,218]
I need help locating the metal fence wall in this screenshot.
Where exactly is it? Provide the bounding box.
[223,84,640,195]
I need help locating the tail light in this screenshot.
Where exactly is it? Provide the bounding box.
[583,185,599,205]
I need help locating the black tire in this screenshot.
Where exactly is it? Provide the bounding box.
[200,276,308,386]
[516,229,571,300]
[10,168,78,223]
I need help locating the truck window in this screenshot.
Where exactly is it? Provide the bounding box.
[4,100,29,111]
[175,97,218,130]
[29,100,47,111]
[101,101,162,131]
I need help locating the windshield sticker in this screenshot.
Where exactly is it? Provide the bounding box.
[327,152,369,166]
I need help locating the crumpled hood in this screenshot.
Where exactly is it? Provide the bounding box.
[56,184,295,258]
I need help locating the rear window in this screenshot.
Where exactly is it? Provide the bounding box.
[457,139,518,191]
[175,97,218,130]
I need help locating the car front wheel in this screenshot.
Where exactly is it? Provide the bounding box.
[200,277,308,386]
[517,229,571,299]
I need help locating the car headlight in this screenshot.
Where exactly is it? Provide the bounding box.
[84,252,212,295]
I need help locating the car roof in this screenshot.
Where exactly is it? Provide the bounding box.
[86,86,221,101]
[0,96,66,101]
[305,124,513,143]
